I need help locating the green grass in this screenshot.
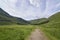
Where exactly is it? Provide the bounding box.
[39,21,60,40]
[0,25,35,40]
[29,18,49,25]
[38,12,60,40]
[40,27,60,40]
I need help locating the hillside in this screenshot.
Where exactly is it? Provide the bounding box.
[0,8,29,25]
[29,18,49,25]
[49,12,60,22]
[40,12,60,40]
[45,12,60,27]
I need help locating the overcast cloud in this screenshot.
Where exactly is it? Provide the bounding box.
[0,0,60,20]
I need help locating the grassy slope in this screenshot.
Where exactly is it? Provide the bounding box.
[29,18,49,25]
[0,25,36,40]
[40,12,60,40]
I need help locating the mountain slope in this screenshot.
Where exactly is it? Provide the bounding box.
[45,12,60,27]
[41,12,60,28]
[29,18,49,25]
[49,12,60,22]
[0,8,29,25]
[40,12,60,40]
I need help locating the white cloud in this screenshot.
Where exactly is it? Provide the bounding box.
[0,0,60,20]
[56,3,60,7]
[29,0,40,7]
[8,0,17,3]
[7,0,17,8]
[6,0,17,4]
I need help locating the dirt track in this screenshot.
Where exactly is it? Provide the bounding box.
[28,29,48,40]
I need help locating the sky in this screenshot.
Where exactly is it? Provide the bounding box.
[0,0,60,20]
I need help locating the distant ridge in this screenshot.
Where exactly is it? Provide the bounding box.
[29,18,49,25]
